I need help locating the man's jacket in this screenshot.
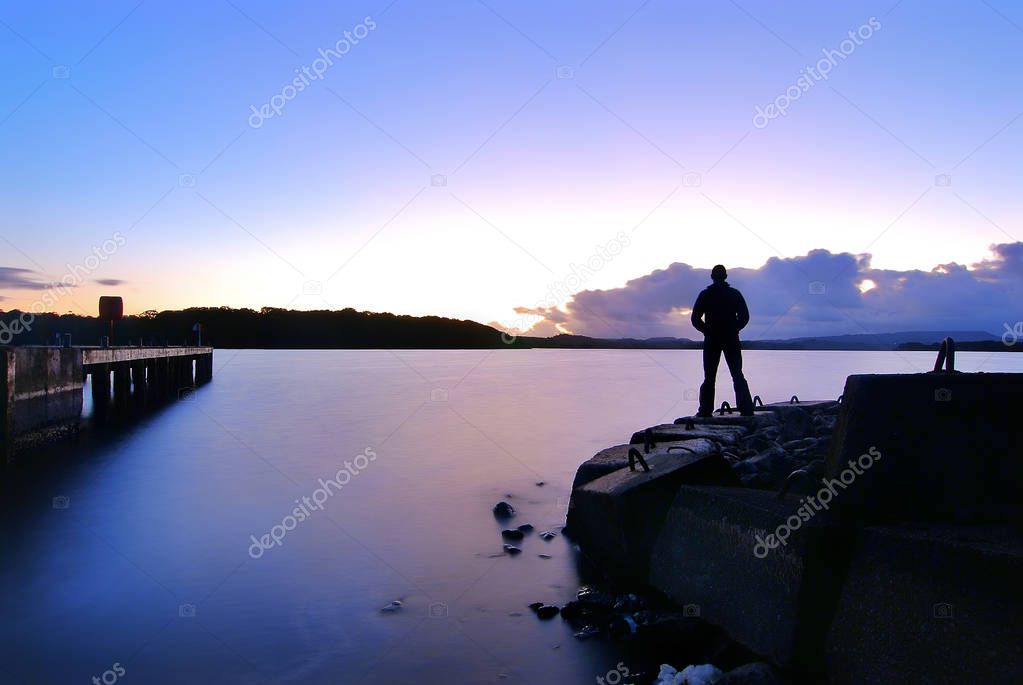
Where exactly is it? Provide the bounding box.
[691,281,750,339]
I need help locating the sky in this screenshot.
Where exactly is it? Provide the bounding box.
[1,0,1021,339]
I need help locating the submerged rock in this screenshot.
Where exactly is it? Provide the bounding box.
[380,600,403,613]
[503,544,522,555]
[559,600,584,622]
[576,587,615,610]
[573,625,601,640]
[535,605,560,620]
[539,530,557,541]
[613,593,643,613]
[493,501,515,518]
[516,523,534,533]
[501,529,525,541]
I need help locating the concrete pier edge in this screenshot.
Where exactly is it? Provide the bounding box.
[1,345,213,463]
[567,372,1023,682]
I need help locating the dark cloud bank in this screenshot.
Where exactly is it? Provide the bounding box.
[518,243,1023,340]
[0,267,51,290]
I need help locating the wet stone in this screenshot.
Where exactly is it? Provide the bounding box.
[492,501,515,518]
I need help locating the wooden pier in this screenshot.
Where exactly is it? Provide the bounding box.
[1,346,213,462]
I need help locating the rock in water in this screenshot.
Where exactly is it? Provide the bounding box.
[655,664,679,684]
[536,605,560,620]
[503,544,522,555]
[493,501,515,518]
[559,600,583,621]
[613,593,642,612]
[576,587,615,609]
[539,530,557,541]
[516,523,534,533]
[573,625,600,640]
[501,529,525,540]
[608,614,638,639]
[380,600,403,613]
[715,662,783,684]
[677,664,724,684]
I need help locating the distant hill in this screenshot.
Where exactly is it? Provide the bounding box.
[520,334,700,349]
[522,330,1006,351]
[0,306,1012,351]
[748,330,1000,349]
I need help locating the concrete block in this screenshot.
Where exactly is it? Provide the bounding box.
[567,440,739,579]
[674,414,771,430]
[572,443,632,490]
[826,373,1023,523]
[761,400,838,412]
[648,486,853,674]
[572,440,719,490]
[826,524,1023,684]
[9,347,83,436]
[630,423,749,447]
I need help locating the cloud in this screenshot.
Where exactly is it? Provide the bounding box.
[0,266,51,290]
[94,278,127,286]
[515,243,1023,339]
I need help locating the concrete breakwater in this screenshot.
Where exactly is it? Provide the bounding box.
[1,345,213,463]
[567,373,1022,683]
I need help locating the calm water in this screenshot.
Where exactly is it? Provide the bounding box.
[3,349,1021,684]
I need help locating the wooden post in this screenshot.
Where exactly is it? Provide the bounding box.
[148,359,163,402]
[113,363,131,407]
[195,353,213,384]
[130,363,147,407]
[90,364,111,418]
[175,357,193,396]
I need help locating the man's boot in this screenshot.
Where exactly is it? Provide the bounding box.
[734,377,754,416]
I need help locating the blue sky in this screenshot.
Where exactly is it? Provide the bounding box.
[1,0,1021,337]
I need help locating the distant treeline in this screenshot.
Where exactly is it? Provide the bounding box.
[895,341,1020,352]
[2,306,1017,351]
[0,307,513,349]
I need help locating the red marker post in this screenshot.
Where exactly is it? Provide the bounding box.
[98,296,123,347]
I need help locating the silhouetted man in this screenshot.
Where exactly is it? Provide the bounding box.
[691,264,754,417]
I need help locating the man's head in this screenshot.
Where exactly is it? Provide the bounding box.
[711,264,727,282]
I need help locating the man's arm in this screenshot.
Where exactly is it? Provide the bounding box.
[691,291,707,334]
[735,291,750,331]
